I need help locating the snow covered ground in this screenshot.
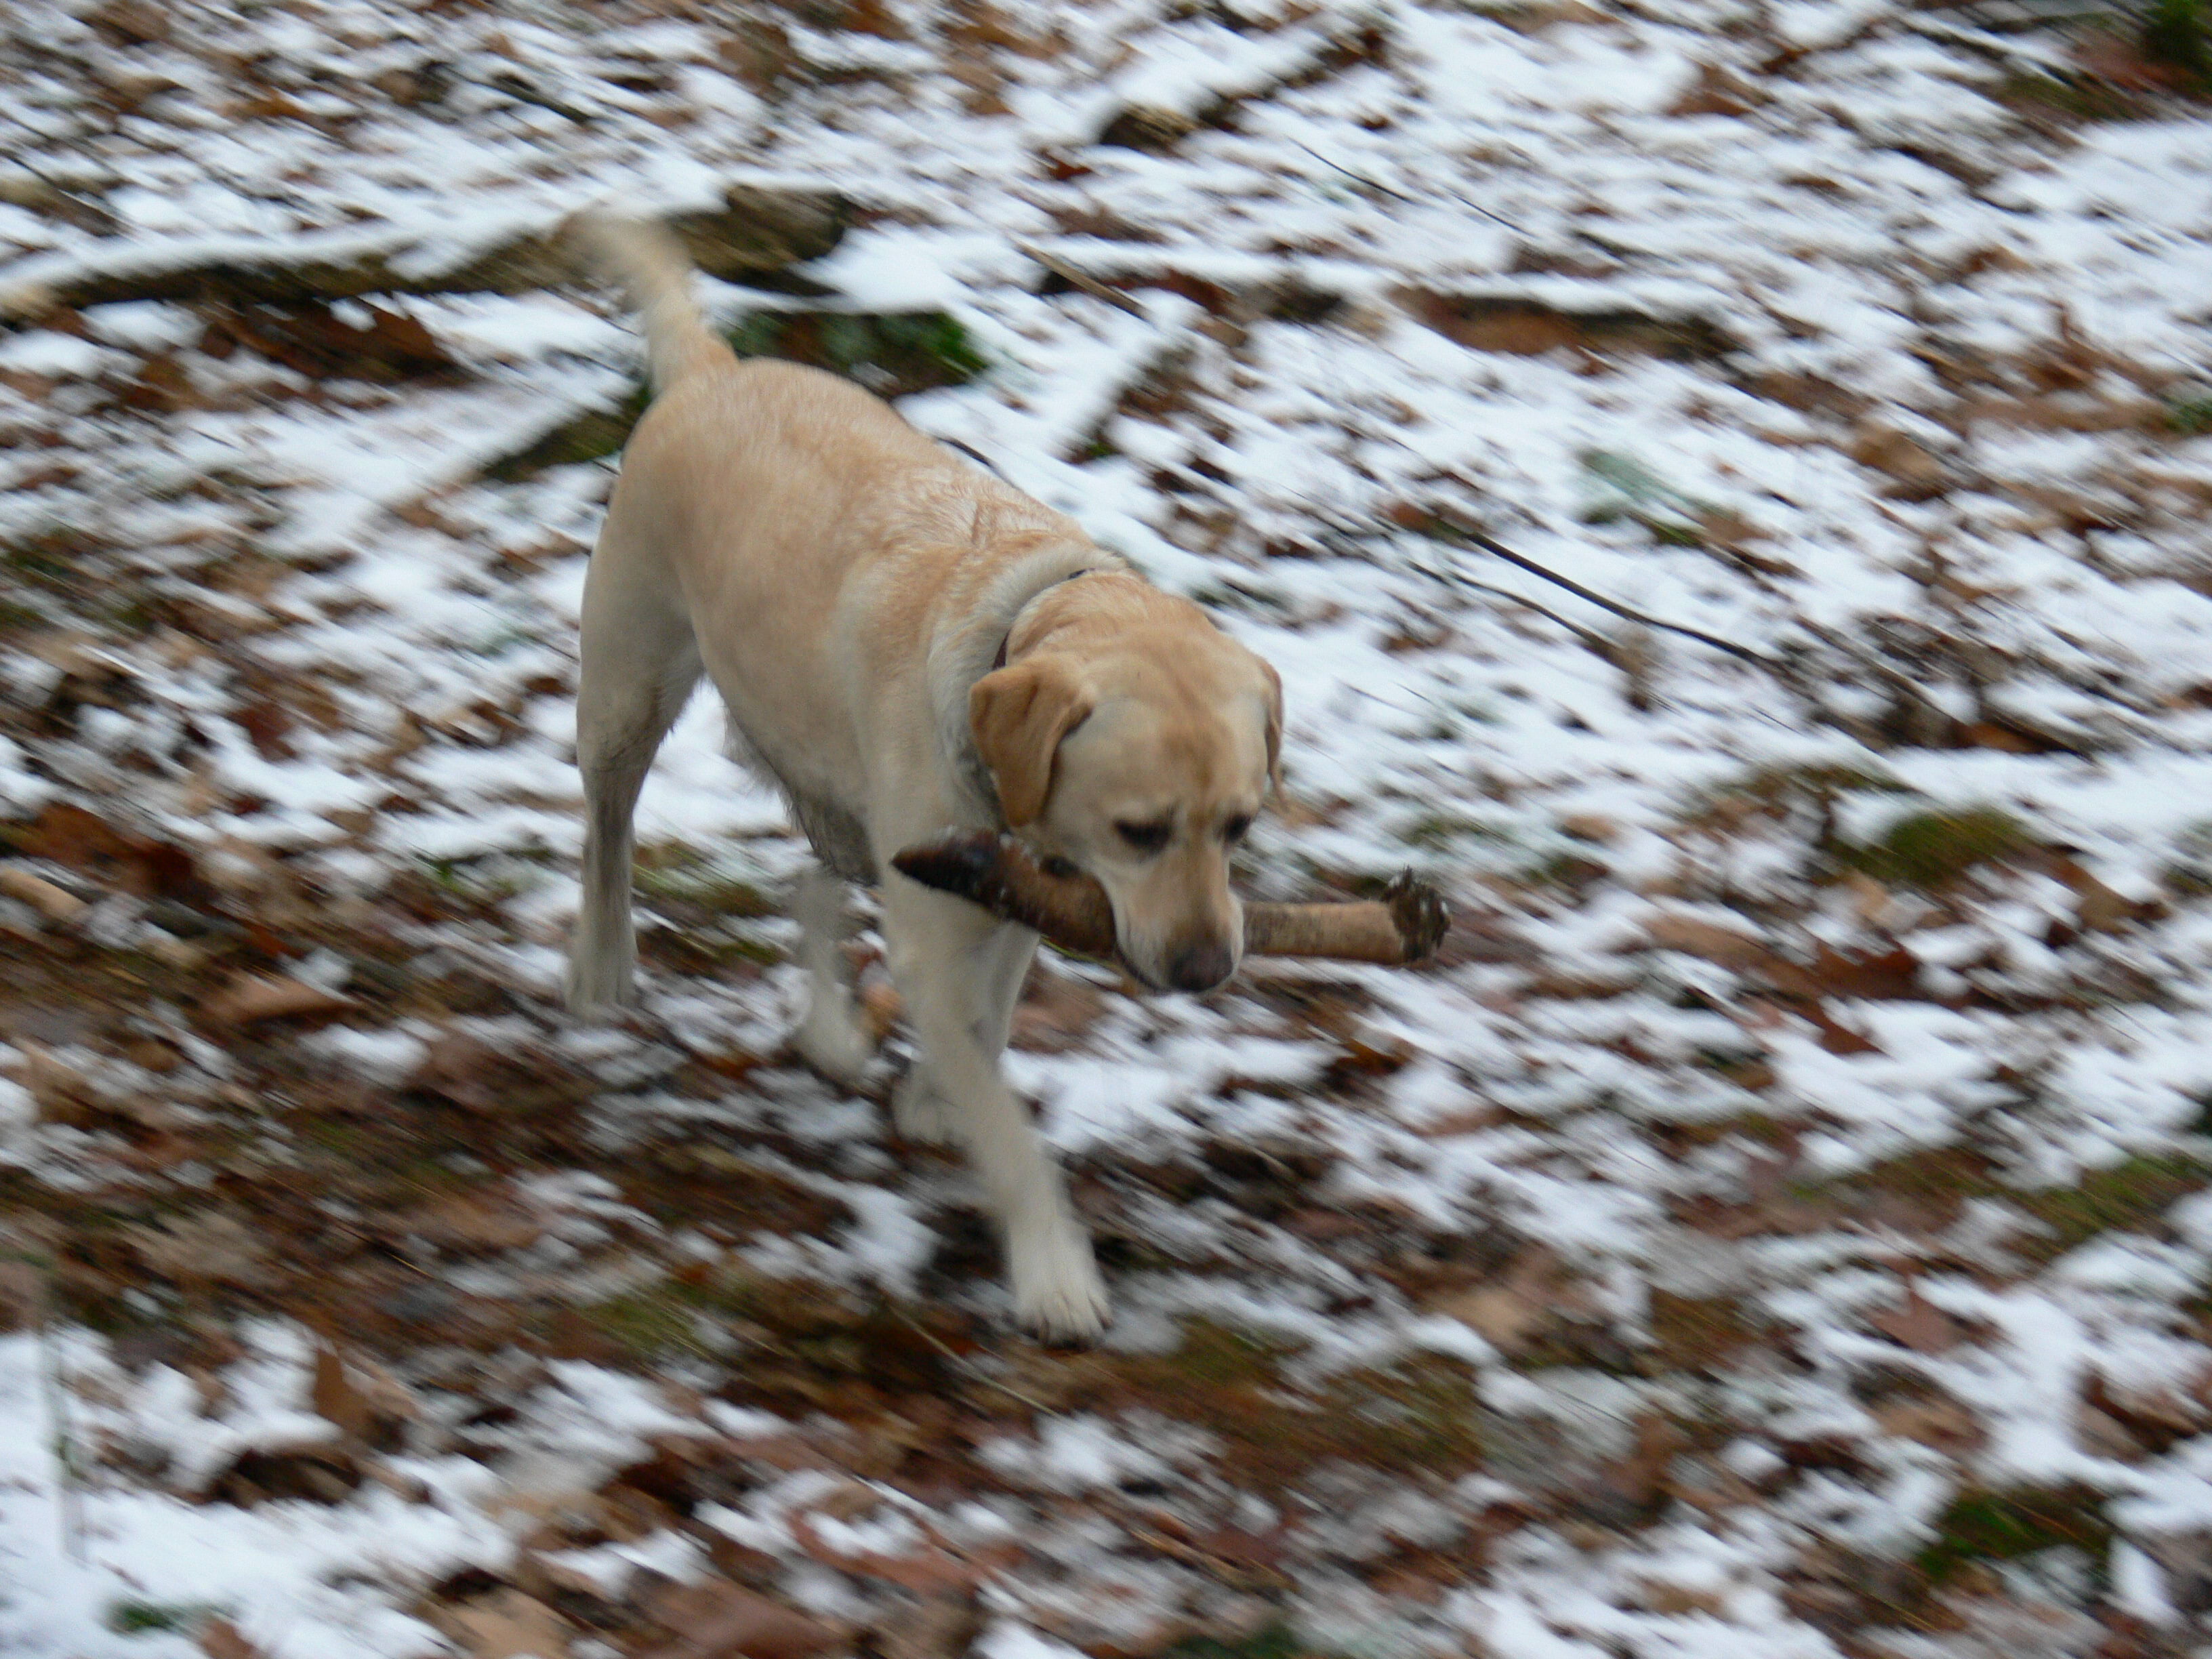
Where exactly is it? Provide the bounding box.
[8,0,2212,1654]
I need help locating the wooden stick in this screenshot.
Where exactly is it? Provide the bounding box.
[890,831,1449,968]
[1015,243,1150,319]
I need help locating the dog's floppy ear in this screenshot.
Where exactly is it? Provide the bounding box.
[1259,659,1284,795]
[970,657,1094,827]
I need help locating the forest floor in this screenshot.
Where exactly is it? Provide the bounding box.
[10,1,2212,1656]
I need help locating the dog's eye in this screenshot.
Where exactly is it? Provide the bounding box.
[1223,815,1253,844]
[1114,819,1172,855]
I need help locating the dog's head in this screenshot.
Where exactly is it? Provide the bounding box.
[970,577,1280,993]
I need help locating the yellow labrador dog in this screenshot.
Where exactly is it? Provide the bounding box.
[562,214,1282,1340]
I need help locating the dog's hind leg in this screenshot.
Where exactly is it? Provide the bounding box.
[791,865,874,1085]
[566,525,701,1016]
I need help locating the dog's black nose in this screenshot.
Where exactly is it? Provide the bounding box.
[1166,940,1235,992]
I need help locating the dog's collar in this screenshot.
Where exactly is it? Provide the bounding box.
[989,567,1103,672]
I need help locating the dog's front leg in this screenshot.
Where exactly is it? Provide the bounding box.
[882,879,1107,1342]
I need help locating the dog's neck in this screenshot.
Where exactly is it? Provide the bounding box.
[935,548,1120,825]
[989,566,1102,672]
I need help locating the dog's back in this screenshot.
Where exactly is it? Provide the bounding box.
[569,213,1086,844]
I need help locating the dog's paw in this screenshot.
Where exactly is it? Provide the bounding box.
[890,1067,961,1146]
[563,959,638,1019]
[794,998,874,1087]
[1007,1213,1109,1345]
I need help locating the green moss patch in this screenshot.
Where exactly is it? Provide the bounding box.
[107,1599,230,1635]
[726,308,987,391]
[1674,762,1907,838]
[1917,1485,2110,1586]
[2013,1154,2209,1261]
[1839,806,2034,891]
[485,308,988,482]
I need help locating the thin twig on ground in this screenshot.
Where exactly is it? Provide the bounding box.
[1015,243,1149,319]
[891,1305,1056,1416]
[1399,510,1784,670]
[1286,137,1528,234]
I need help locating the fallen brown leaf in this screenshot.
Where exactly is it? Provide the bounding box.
[202,970,354,1025]
[1842,872,1898,931]
[2072,27,2199,92]
[0,865,86,925]
[2077,1404,2150,1462]
[409,1032,506,1108]
[1866,1282,1962,1355]
[205,1441,361,1507]
[2046,855,2164,934]
[2089,1373,2202,1454]
[11,800,200,899]
[1633,1576,1727,1616]
[1958,720,2053,754]
[860,978,903,1045]
[1801,941,1922,1002]
[0,1259,43,1334]
[1429,1247,1576,1357]
[394,1189,544,1253]
[1643,912,1769,970]
[1847,422,1948,500]
[124,1211,275,1291]
[235,698,296,762]
[1803,1003,1884,1057]
[869,1596,979,1659]
[426,1586,571,1659]
[1872,1391,1985,1455]
[1577,1411,1688,1528]
[407,1031,583,1113]
[640,1580,843,1659]
[1008,968,1104,1052]
[207,300,459,383]
[1639,913,1912,1043]
[1667,60,1768,117]
[199,1618,267,1659]
[790,1511,987,1596]
[311,1342,415,1451]
[19,1044,93,1124]
[1559,813,1621,844]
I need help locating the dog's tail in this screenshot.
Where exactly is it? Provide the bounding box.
[564,208,731,392]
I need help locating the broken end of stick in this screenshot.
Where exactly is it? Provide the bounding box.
[1384,869,1450,963]
[890,829,1122,959]
[889,830,1006,896]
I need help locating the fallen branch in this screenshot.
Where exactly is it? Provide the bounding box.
[890,830,1449,967]
[0,182,847,323]
[1395,506,2139,750]
[1395,507,1784,670]
[1285,138,1527,235]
